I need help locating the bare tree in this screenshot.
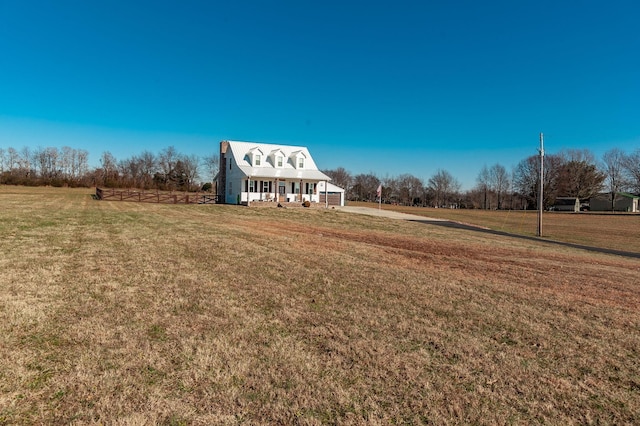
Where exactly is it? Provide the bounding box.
[322,167,352,195]
[61,146,86,181]
[76,149,89,183]
[48,147,58,180]
[100,151,119,187]
[622,149,640,194]
[489,164,510,209]
[351,173,380,202]
[476,165,491,209]
[382,175,399,204]
[19,147,32,177]
[119,156,142,188]
[202,153,220,187]
[61,146,73,179]
[180,154,200,191]
[33,147,46,179]
[158,146,180,189]
[139,151,157,189]
[6,147,19,173]
[43,147,60,180]
[562,148,596,164]
[601,148,628,210]
[396,174,424,205]
[512,154,563,209]
[427,169,460,208]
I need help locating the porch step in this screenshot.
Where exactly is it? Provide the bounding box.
[248,200,326,208]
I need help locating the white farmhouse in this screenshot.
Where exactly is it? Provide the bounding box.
[218,140,343,206]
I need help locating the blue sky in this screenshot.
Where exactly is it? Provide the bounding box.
[1,0,639,189]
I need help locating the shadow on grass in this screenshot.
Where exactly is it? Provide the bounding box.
[411,219,640,260]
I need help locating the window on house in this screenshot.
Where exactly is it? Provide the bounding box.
[298,157,304,168]
[249,180,257,192]
[229,160,232,170]
[262,181,269,193]
[307,183,315,194]
[255,154,261,166]
[277,156,283,167]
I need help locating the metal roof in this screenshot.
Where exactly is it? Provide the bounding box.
[225,140,331,181]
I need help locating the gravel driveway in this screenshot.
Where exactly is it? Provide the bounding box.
[335,206,447,221]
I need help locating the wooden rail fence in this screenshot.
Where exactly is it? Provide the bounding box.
[96,188,217,204]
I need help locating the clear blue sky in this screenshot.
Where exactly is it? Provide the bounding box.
[1,0,639,189]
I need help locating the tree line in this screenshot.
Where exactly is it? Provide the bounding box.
[324,147,640,209]
[1,144,639,208]
[0,146,91,187]
[0,146,219,192]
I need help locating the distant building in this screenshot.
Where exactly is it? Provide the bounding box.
[552,197,580,212]
[589,192,639,212]
[217,140,344,206]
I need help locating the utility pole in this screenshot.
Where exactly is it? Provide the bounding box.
[537,133,544,237]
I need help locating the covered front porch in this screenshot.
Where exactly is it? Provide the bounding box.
[241,177,329,204]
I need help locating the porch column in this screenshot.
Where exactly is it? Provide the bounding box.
[247,176,251,207]
[325,180,328,208]
[299,179,303,202]
[274,178,278,202]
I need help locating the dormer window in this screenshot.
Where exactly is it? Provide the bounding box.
[270,149,286,168]
[290,150,307,169]
[248,147,264,167]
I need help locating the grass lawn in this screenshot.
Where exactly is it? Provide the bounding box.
[1,186,639,424]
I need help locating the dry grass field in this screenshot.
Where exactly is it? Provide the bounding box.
[1,186,639,425]
[349,201,640,254]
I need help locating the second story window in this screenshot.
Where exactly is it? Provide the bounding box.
[298,157,304,169]
[255,154,261,166]
[277,156,283,167]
